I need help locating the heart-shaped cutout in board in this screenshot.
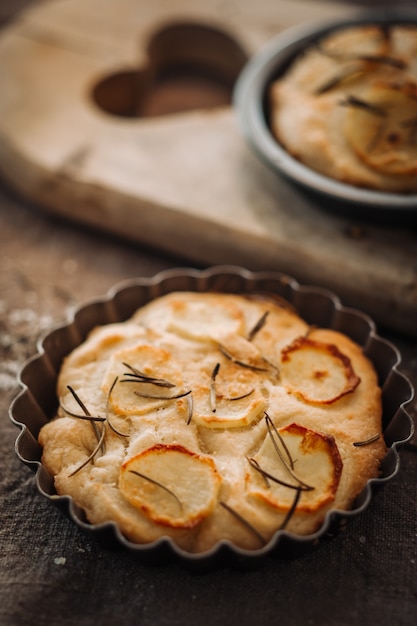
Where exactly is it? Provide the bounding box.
[0,0,259,254]
[92,22,248,118]
[2,0,417,338]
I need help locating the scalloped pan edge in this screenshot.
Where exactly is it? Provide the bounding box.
[9,265,415,572]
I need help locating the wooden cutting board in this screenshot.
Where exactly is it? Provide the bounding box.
[1,0,417,336]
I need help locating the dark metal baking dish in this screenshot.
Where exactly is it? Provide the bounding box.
[233,10,417,219]
[10,266,414,571]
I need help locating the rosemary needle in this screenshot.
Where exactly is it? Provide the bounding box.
[129,470,183,511]
[186,392,194,425]
[256,413,315,492]
[278,487,302,531]
[248,311,269,341]
[247,456,313,492]
[265,412,294,469]
[68,422,106,477]
[210,363,220,413]
[106,376,129,438]
[339,95,387,118]
[218,344,269,372]
[121,362,175,388]
[223,389,255,402]
[59,404,105,422]
[66,385,103,448]
[67,385,90,416]
[353,433,380,447]
[134,389,192,401]
[220,501,266,547]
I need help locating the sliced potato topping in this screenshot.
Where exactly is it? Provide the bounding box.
[167,298,245,342]
[119,444,221,527]
[247,423,343,512]
[344,81,417,175]
[280,336,360,404]
[217,331,275,372]
[218,332,263,362]
[135,292,246,342]
[102,344,185,415]
[190,359,268,428]
[43,291,385,552]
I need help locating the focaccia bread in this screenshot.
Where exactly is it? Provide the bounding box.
[39,291,386,553]
[269,24,417,192]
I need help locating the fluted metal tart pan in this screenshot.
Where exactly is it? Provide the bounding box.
[10,266,414,571]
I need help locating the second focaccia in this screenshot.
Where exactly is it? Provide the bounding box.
[270,25,417,192]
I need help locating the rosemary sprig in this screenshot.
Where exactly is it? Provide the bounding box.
[63,382,132,478]
[64,385,108,475]
[316,67,363,95]
[106,377,130,438]
[249,456,270,487]
[340,95,390,154]
[134,389,192,401]
[120,362,176,388]
[357,54,406,69]
[222,389,255,402]
[218,344,269,372]
[68,421,106,477]
[339,95,387,118]
[128,470,183,511]
[64,380,129,438]
[263,412,314,491]
[68,424,106,478]
[210,363,220,413]
[67,385,90,415]
[220,501,266,547]
[353,433,380,447]
[186,392,194,425]
[59,405,106,423]
[265,412,294,470]
[247,311,269,341]
[247,456,313,492]
[66,385,103,448]
[278,487,302,531]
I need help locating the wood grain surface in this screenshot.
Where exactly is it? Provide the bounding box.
[1,0,417,335]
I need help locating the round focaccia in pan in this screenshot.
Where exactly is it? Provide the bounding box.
[39,291,386,553]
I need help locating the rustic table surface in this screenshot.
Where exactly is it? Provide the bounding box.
[1,1,417,625]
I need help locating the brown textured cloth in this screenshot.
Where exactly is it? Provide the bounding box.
[1,1,417,624]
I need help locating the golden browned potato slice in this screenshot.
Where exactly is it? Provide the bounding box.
[280,336,360,404]
[344,81,417,175]
[133,292,246,342]
[119,444,221,527]
[190,358,268,428]
[102,344,185,415]
[247,423,343,512]
[216,331,274,372]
